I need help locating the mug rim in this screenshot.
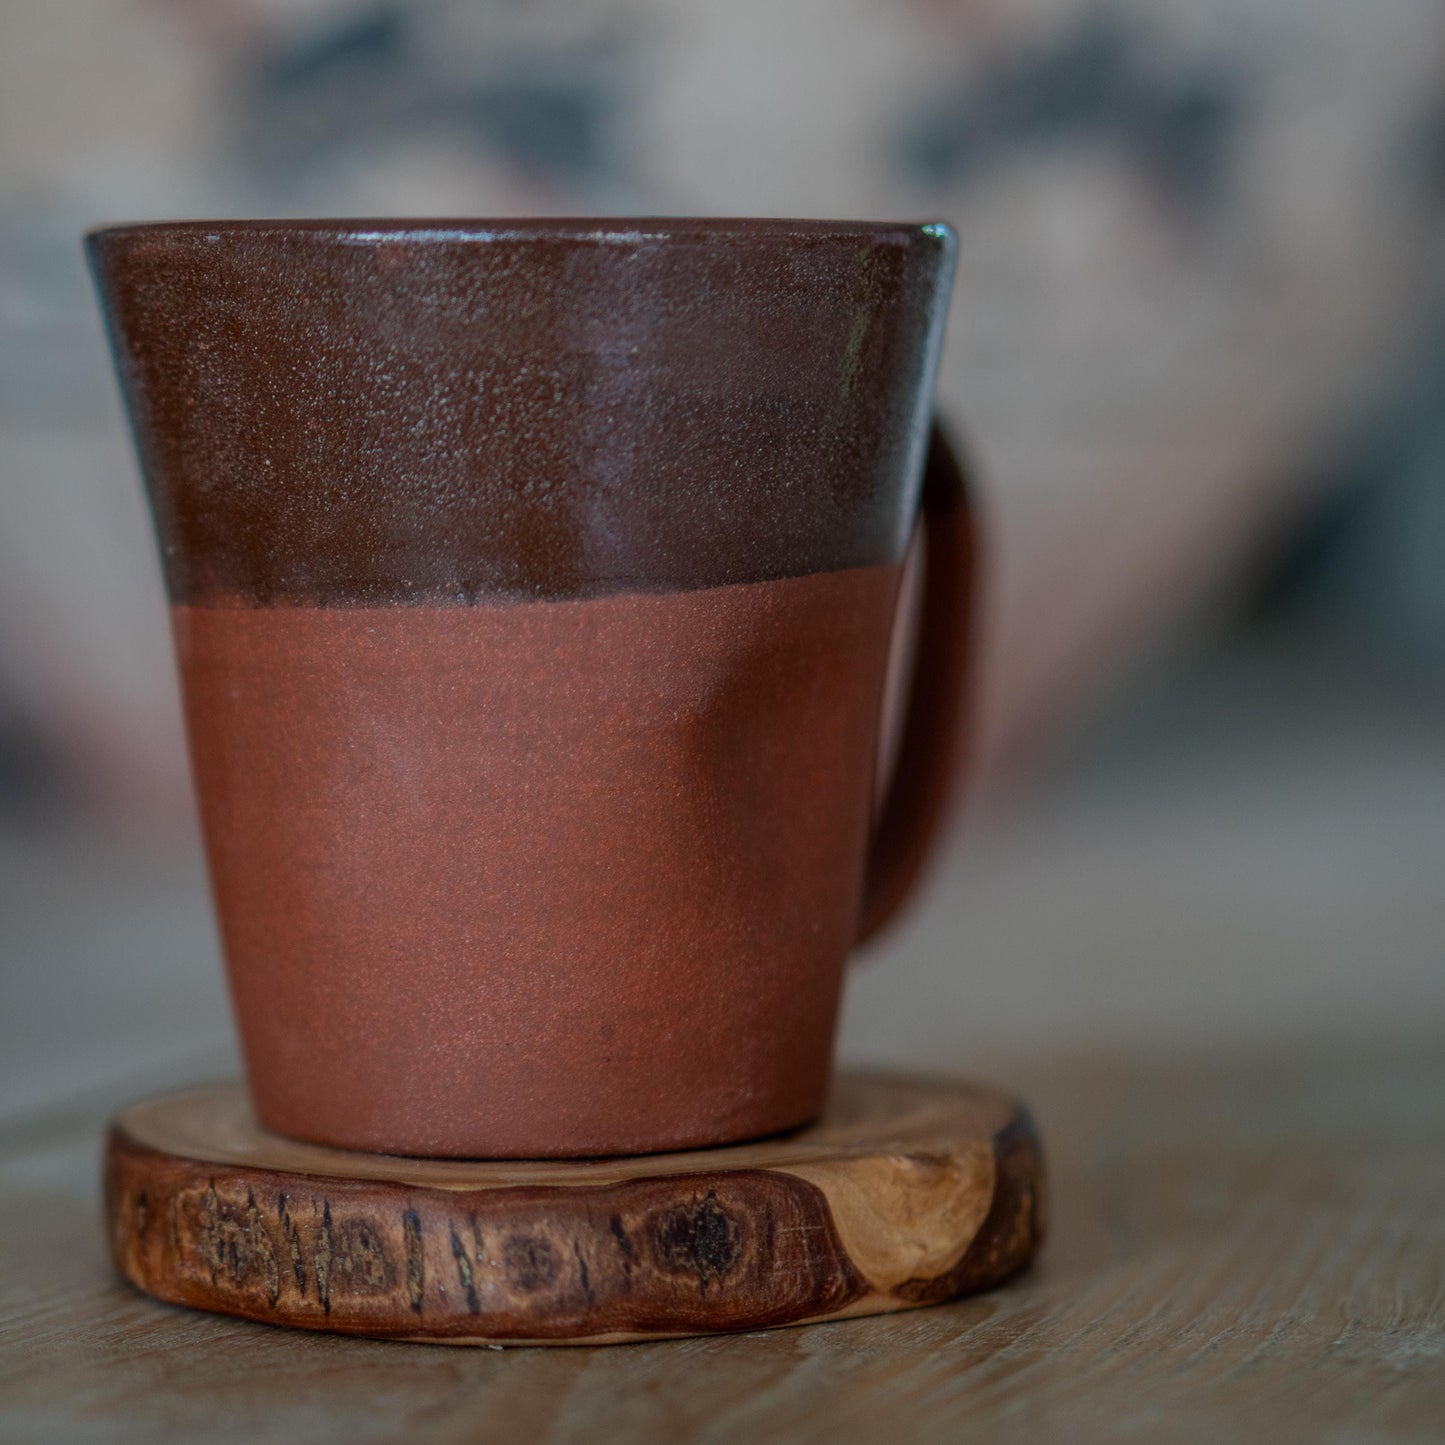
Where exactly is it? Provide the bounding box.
[86,216,955,251]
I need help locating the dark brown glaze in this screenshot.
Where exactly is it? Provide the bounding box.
[175,567,900,1157]
[87,219,955,604]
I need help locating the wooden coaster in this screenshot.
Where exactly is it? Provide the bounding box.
[104,1073,1044,1346]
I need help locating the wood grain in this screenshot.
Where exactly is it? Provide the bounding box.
[102,1074,1044,1343]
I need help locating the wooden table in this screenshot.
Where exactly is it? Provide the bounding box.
[4,1043,1441,1444]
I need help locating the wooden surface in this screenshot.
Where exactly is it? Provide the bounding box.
[5,1044,1443,1443]
[103,1075,1042,1344]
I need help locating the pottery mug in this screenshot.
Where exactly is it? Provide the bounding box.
[89,219,972,1158]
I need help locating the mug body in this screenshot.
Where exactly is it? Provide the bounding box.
[89,218,955,1156]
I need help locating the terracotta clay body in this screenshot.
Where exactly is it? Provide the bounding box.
[89,219,966,1157]
[176,571,899,1155]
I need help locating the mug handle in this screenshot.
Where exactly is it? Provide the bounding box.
[856,421,977,946]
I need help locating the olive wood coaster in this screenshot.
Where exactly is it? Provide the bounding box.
[104,1073,1044,1346]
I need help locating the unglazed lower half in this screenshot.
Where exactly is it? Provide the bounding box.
[173,564,902,1157]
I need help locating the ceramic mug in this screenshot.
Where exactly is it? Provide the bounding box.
[88,219,972,1158]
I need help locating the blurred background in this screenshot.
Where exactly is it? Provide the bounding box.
[1,0,1442,1123]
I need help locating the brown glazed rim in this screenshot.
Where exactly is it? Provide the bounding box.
[86,216,955,248]
[89,214,957,606]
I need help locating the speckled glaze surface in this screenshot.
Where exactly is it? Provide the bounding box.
[89,219,966,1158]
